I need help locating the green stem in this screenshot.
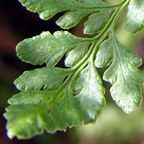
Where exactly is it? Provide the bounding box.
[70,42,97,71]
[91,0,130,63]
[60,0,130,92]
[69,7,120,71]
[111,0,130,30]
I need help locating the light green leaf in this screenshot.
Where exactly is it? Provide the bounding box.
[103,34,143,113]
[95,38,113,68]
[19,0,109,30]
[5,62,105,139]
[74,62,106,121]
[126,0,144,33]
[65,44,89,67]
[14,67,71,91]
[56,10,94,29]
[5,90,84,139]
[19,0,76,20]
[16,31,90,66]
[84,10,111,34]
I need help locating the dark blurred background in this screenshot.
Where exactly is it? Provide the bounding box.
[0,0,71,143]
[1,0,144,144]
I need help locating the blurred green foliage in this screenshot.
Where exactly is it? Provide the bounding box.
[76,104,144,143]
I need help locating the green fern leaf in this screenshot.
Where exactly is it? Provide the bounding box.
[126,0,144,32]
[19,0,109,31]
[4,0,144,139]
[97,33,143,113]
[16,31,90,66]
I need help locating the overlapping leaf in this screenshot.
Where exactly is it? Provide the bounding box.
[84,9,111,34]
[74,62,105,121]
[5,90,84,139]
[126,0,144,33]
[18,0,111,34]
[95,38,113,67]
[65,44,89,67]
[95,34,143,113]
[5,62,105,139]
[17,31,90,66]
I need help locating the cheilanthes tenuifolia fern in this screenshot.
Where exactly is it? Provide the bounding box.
[4,0,144,139]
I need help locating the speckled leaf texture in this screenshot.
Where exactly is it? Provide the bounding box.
[126,0,144,32]
[16,31,90,66]
[4,0,144,140]
[96,33,143,113]
[18,0,110,34]
[5,31,105,139]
